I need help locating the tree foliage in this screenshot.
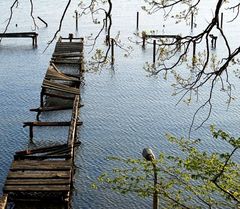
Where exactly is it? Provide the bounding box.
[94,126,240,208]
[141,0,240,130]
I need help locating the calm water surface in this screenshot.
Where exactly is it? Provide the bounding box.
[0,1,239,208]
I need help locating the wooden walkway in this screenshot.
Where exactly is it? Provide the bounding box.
[1,34,84,209]
[0,32,38,47]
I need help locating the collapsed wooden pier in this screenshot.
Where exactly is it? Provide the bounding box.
[0,32,38,47]
[1,34,84,209]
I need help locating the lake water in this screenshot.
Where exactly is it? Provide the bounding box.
[0,0,239,208]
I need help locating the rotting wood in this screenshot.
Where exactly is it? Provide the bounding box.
[14,155,71,160]
[42,79,80,95]
[23,121,83,127]
[4,185,70,192]
[5,179,70,185]
[44,92,75,100]
[2,36,84,208]
[67,96,80,162]
[15,142,80,156]
[7,170,71,179]
[0,32,38,47]
[30,104,84,112]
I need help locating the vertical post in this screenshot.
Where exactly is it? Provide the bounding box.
[192,40,196,66]
[111,38,114,65]
[29,125,33,141]
[69,33,73,42]
[136,12,139,30]
[191,12,194,31]
[75,10,78,31]
[40,88,45,108]
[220,12,223,29]
[34,34,38,47]
[153,40,156,64]
[142,31,146,48]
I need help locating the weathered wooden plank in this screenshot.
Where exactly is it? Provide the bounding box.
[67,96,80,161]
[11,161,71,171]
[12,160,71,166]
[30,106,73,112]
[44,92,75,100]
[4,185,70,192]
[15,144,68,155]
[51,59,81,65]
[45,65,80,82]
[14,155,71,160]
[5,179,70,185]
[7,170,71,179]
[23,121,83,127]
[52,52,82,57]
[42,79,80,95]
[0,32,38,38]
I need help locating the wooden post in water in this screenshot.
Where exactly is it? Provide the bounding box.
[220,12,223,29]
[29,125,33,142]
[111,38,114,65]
[153,40,156,64]
[37,16,48,27]
[191,12,194,31]
[40,88,45,107]
[142,32,146,48]
[69,33,73,42]
[75,10,79,31]
[192,40,196,66]
[136,12,139,30]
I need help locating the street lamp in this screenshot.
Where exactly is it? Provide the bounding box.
[142,148,159,209]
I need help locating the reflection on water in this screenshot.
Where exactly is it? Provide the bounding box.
[0,0,240,208]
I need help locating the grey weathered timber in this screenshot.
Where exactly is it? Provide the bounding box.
[0,32,38,47]
[2,35,83,208]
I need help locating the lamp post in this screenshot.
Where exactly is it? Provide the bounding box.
[142,148,159,209]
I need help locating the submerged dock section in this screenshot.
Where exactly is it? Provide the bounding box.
[0,32,38,47]
[1,34,84,209]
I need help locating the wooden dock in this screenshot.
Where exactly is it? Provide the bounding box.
[1,34,84,209]
[0,32,38,47]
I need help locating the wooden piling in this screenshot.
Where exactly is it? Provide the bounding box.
[29,125,33,141]
[153,40,156,63]
[142,32,146,48]
[75,11,78,31]
[40,88,45,107]
[136,12,139,30]
[192,40,196,66]
[111,38,114,65]
[37,16,48,27]
[69,33,73,42]
[191,12,194,31]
